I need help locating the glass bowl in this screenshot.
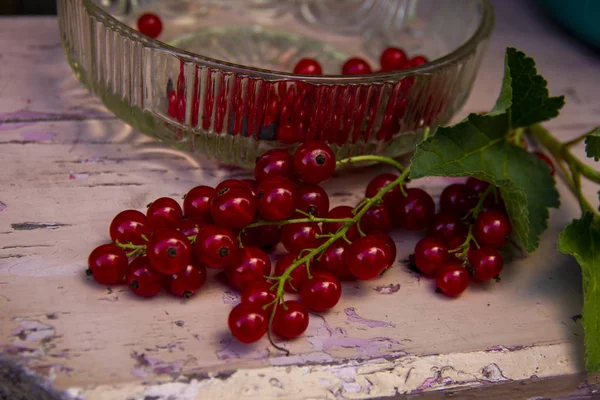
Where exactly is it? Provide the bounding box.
[57,0,494,168]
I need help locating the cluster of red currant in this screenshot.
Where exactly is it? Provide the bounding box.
[293,46,428,76]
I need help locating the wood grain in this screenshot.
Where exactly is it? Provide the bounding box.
[1,0,599,398]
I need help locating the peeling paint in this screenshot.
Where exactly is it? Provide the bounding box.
[221,291,240,306]
[20,131,54,141]
[344,307,396,328]
[81,156,104,164]
[215,337,270,361]
[0,201,6,212]
[374,283,401,294]
[69,171,89,180]
[270,352,333,366]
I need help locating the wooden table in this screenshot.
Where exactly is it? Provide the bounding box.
[1,1,600,398]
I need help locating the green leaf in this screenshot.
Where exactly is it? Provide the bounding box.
[584,128,600,161]
[495,48,565,127]
[558,213,600,373]
[410,113,559,252]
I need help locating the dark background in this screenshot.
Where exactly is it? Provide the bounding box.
[0,0,57,15]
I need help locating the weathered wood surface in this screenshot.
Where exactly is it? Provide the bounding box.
[1,0,600,398]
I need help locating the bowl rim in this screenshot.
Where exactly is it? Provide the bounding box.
[80,0,495,82]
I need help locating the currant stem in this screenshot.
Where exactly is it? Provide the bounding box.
[564,127,598,148]
[336,155,405,173]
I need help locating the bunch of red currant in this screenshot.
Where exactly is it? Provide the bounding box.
[294,46,428,76]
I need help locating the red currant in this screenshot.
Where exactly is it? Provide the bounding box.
[465,177,490,196]
[473,210,512,248]
[342,57,372,75]
[428,213,468,242]
[147,197,183,231]
[281,219,322,254]
[393,188,435,231]
[414,237,449,276]
[346,235,393,280]
[240,224,282,249]
[380,47,408,71]
[300,271,342,312]
[210,186,256,230]
[183,186,215,222]
[294,183,330,218]
[410,55,428,67]
[254,149,294,182]
[440,184,476,216]
[127,256,162,298]
[293,58,323,75]
[228,303,268,343]
[358,203,392,234]
[87,244,128,285]
[256,176,296,221]
[533,151,555,176]
[272,300,309,339]
[322,205,359,240]
[137,13,162,39]
[109,210,148,245]
[372,233,397,266]
[468,247,504,281]
[166,261,207,298]
[274,253,309,293]
[365,173,402,207]
[226,246,271,291]
[240,179,258,197]
[147,229,192,274]
[292,141,336,184]
[435,263,469,297]
[240,281,276,312]
[215,179,250,192]
[315,240,353,280]
[194,225,237,269]
[178,219,204,238]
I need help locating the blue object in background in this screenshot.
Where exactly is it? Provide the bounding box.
[538,0,600,49]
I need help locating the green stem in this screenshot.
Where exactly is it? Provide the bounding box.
[564,127,598,148]
[244,217,354,231]
[336,155,405,173]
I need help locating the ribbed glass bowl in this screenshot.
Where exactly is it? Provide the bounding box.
[58,0,494,167]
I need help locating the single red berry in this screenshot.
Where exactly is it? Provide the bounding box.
[346,235,393,280]
[127,256,162,298]
[147,229,192,274]
[365,173,403,207]
[183,186,216,222]
[300,271,342,312]
[292,141,336,184]
[473,210,512,248]
[226,246,271,291]
[322,205,359,240]
[294,183,330,218]
[342,57,372,75]
[210,186,257,230]
[147,197,183,231]
[293,58,323,75]
[435,263,470,297]
[137,12,162,39]
[315,240,353,280]
[256,176,296,221]
[240,281,277,312]
[281,219,322,254]
[168,90,178,119]
[272,300,309,339]
[240,224,282,249]
[371,233,397,266]
[380,47,408,71]
[414,237,449,276]
[533,151,555,176]
[194,225,237,269]
[468,247,504,281]
[428,213,468,242]
[228,303,268,343]
[393,188,435,231]
[87,244,128,285]
[440,184,476,216]
[410,55,428,67]
[465,177,490,196]
[109,210,148,246]
[240,179,258,197]
[178,219,204,238]
[215,179,249,192]
[166,261,207,298]
[359,203,392,234]
[254,149,293,182]
[274,253,309,293]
